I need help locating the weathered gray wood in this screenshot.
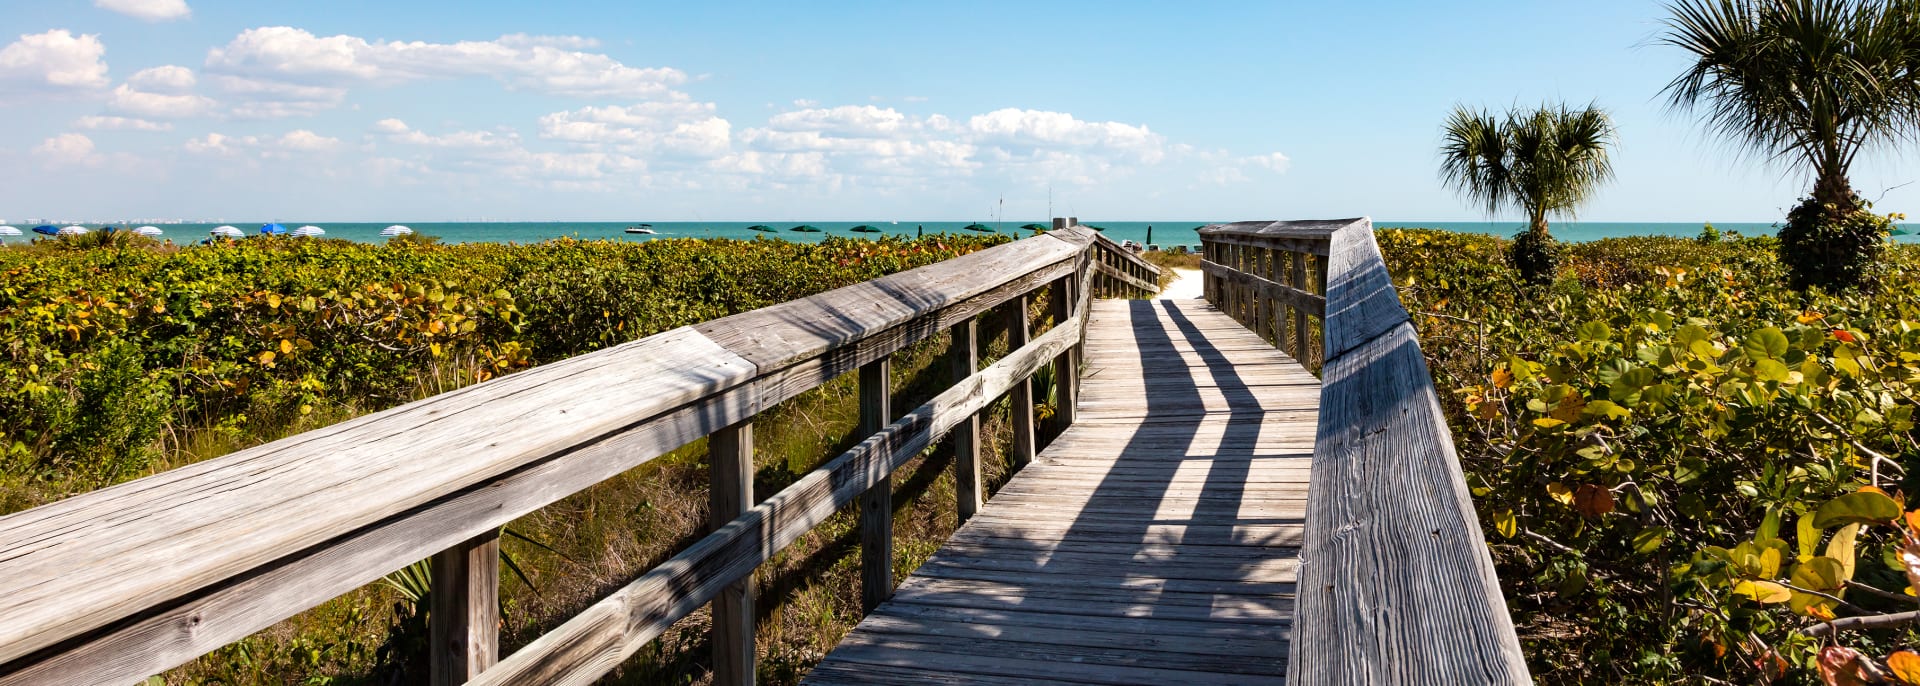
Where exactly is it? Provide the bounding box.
[1004,294,1034,469]
[468,308,1085,686]
[860,358,894,614]
[0,326,757,671]
[1198,260,1326,318]
[806,299,1313,686]
[1294,321,1527,684]
[431,531,500,686]
[1292,250,1311,360]
[708,421,755,686]
[950,320,981,525]
[0,383,757,686]
[1047,275,1077,430]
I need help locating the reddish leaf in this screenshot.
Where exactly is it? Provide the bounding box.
[1574,484,1615,518]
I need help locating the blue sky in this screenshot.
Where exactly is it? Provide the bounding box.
[2,0,1916,223]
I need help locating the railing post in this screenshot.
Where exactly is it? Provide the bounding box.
[950,319,980,524]
[1049,275,1078,431]
[1270,251,1289,347]
[1005,293,1035,468]
[1202,240,1214,302]
[708,421,755,686]
[1292,250,1310,361]
[1251,246,1268,338]
[430,531,499,686]
[858,358,893,613]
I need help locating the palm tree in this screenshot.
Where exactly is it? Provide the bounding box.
[1660,0,1920,290]
[1440,103,1619,284]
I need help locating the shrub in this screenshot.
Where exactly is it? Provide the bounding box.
[1778,195,1891,292]
[1509,229,1561,286]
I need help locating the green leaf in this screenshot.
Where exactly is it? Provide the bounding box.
[1632,527,1668,554]
[1584,399,1632,419]
[1811,490,1903,529]
[1577,321,1613,342]
[1743,327,1789,360]
[1752,358,1790,382]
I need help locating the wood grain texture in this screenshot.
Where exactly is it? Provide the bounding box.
[950,319,981,525]
[860,358,895,614]
[430,531,500,686]
[805,299,1315,685]
[1004,294,1034,468]
[0,326,756,669]
[708,422,755,686]
[468,308,1086,686]
[1047,275,1078,430]
[1292,321,1527,684]
[0,383,757,686]
[1199,260,1326,318]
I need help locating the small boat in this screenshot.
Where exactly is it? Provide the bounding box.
[625,224,657,234]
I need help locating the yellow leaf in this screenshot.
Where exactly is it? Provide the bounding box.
[1826,523,1860,585]
[279,339,292,355]
[1732,580,1792,604]
[1494,510,1516,538]
[257,350,276,366]
[267,294,281,309]
[1890,651,1920,685]
[1797,311,1825,324]
[1546,482,1574,506]
[430,343,443,357]
[1531,417,1566,429]
[1492,368,1514,389]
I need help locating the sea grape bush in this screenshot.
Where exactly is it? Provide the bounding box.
[1378,228,1920,683]
[0,234,1002,505]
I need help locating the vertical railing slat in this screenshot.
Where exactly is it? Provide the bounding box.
[430,531,500,686]
[1006,293,1035,468]
[708,421,755,686]
[950,319,981,524]
[858,358,893,614]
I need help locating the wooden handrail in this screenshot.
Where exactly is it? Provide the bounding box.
[1199,218,1530,685]
[0,219,1157,686]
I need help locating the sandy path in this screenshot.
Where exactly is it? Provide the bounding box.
[1153,267,1203,300]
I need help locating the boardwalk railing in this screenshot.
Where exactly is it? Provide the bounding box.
[1199,218,1531,684]
[0,221,1157,686]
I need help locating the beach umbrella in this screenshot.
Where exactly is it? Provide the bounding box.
[381,225,413,237]
[210,225,243,238]
[916,224,923,237]
[961,223,994,233]
[789,225,822,233]
[0,226,19,237]
[32,225,58,236]
[59,226,89,236]
[291,225,325,238]
[1019,223,1050,233]
[133,226,163,237]
[259,223,287,235]
[1146,225,1153,246]
[747,224,776,233]
[849,224,882,233]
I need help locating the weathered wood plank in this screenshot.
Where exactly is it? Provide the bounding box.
[859,358,894,614]
[1292,320,1527,685]
[707,421,754,686]
[1197,260,1326,318]
[808,299,1311,685]
[0,326,757,671]
[1004,294,1034,469]
[950,319,981,525]
[431,531,500,686]
[467,310,1085,686]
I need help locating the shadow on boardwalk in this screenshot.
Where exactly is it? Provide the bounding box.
[804,298,1321,685]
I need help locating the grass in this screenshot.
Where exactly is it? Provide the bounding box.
[1141,249,1201,290]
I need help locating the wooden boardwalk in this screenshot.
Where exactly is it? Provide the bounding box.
[806,298,1322,685]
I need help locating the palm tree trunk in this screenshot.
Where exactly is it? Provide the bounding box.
[1814,169,1857,217]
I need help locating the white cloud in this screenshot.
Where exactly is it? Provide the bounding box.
[1246,152,1290,172]
[34,133,99,165]
[210,74,343,118]
[110,83,215,118]
[95,0,190,21]
[0,30,110,93]
[373,118,518,149]
[75,115,170,131]
[204,26,688,108]
[185,129,339,158]
[537,100,730,157]
[127,64,195,92]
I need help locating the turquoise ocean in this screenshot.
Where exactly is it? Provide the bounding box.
[45,220,1866,247]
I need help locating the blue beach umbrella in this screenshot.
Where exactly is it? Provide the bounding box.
[32,225,58,236]
[260,223,287,235]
